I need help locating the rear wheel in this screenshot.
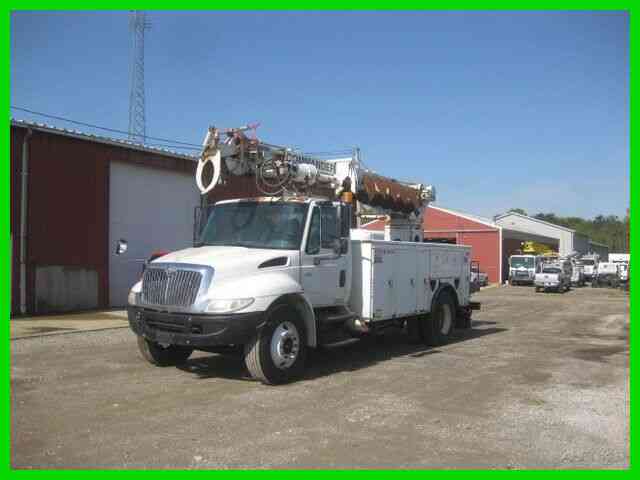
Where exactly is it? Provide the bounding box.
[137,336,193,366]
[423,291,455,346]
[244,304,307,385]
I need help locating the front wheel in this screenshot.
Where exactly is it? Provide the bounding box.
[423,291,455,346]
[137,336,193,366]
[244,304,307,385]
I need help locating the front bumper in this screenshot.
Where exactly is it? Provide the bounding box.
[128,307,266,347]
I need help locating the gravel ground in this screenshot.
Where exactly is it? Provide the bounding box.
[11,286,629,468]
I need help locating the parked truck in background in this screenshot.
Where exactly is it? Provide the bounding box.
[570,260,586,287]
[609,253,630,285]
[592,262,620,288]
[534,259,572,293]
[123,125,479,384]
[508,254,542,286]
[580,254,599,283]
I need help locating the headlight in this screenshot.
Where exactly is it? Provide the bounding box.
[128,291,140,306]
[205,298,254,314]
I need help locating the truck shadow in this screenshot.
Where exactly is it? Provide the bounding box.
[177,324,506,383]
[303,326,506,381]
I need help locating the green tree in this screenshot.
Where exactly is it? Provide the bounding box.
[508,208,528,216]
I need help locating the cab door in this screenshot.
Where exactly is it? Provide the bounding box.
[300,203,351,307]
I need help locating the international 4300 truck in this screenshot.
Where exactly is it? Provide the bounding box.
[122,125,480,384]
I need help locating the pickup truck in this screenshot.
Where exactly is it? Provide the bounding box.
[534,264,571,293]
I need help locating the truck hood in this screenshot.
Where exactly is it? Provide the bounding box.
[536,273,560,282]
[150,246,295,279]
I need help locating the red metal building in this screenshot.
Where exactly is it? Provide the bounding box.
[11,120,197,315]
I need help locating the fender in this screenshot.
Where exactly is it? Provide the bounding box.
[267,293,317,348]
[430,280,460,312]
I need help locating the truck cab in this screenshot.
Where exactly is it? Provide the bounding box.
[581,255,599,282]
[508,255,540,285]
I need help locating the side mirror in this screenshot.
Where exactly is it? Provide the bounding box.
[115,239,128,255]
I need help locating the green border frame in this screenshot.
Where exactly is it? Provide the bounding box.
[2,4,634,474]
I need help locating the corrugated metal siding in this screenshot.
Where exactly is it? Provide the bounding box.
[495,213,576,256]
[574,232,590,255]
[459,231,500,284]
[426,207,494,231]
[11,124,198,314]
[26,131,110,312]
[10,128,25,314]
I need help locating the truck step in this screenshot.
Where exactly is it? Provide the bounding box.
[316,309,356,326]
[320,338,360,349]
[317,327,358,346]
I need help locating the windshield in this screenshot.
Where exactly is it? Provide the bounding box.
[511,256,534,268]
[543,267,561,274]
[582,259,595,265]
[198,201,309,250]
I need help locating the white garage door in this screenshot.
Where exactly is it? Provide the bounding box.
[109,161,200,307]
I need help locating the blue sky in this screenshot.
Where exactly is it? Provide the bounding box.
[11,11,629,219]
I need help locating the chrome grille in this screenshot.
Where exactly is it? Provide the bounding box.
[142,267,202,307]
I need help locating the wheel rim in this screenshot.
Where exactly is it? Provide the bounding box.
[438,303,452,335]
[270,321,300,369]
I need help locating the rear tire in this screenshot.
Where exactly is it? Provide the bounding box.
[244,303,307,385]
[423,291,455,346]
[137,336,193,366]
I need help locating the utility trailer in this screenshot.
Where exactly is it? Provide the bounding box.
[122,124,480,384]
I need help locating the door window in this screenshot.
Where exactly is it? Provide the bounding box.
[306,208,321,255]
[320,205,339,249]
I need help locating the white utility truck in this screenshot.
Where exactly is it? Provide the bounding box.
[508,254,541,285]
[592,262,620,288]
[124,125,479,384]
[609,253,630,284]
[570,261,586,287]
[580,254,599,282]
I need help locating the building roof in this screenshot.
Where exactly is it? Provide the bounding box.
[428,204,498,229]
[11,119,199,162]
[494,211,575,233]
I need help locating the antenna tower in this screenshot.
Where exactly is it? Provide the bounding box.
[128,11,151,143]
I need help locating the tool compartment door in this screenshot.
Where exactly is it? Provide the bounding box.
[416,247,431,313]
[392,247,419,317]
[370,245,395,321]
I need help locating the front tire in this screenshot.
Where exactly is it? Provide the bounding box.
[244,304,307,385]
[423,291,455,346]
[137,336,193,366]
